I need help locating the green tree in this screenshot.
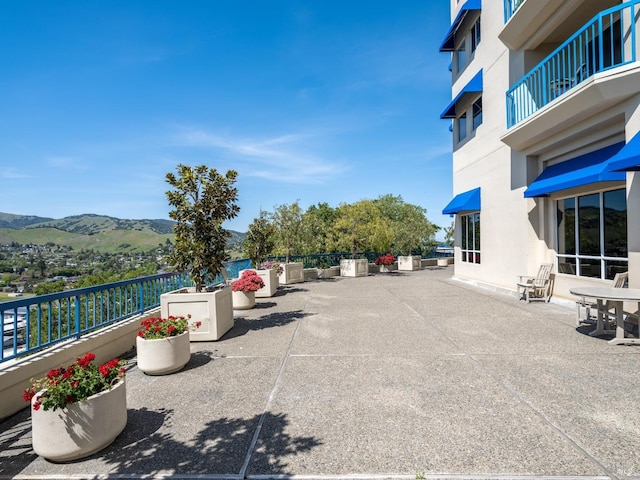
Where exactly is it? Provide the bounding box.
[34,280,66,296]
[165,164,240,292]
[243,211,276,267]
[328,200,392,257]
[443,221,454,246]
[271,201,303,263]
[300,203,338,254]
[374,194,438,255]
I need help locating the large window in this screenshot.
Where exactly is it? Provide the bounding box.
[457,113,467,142]
[471,17,481,53]
[556,188,627,279]
[456,39,466,73]
[461,213,480,264]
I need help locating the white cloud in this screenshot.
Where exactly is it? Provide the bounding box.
[0,167,30,179]
[174,127,348,184]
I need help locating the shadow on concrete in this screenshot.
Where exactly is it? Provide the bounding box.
[225,310,311,340]
[272,287,308,297]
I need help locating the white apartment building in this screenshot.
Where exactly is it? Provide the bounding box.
[441,0,640,301]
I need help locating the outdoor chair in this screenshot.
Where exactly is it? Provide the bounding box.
[516,263,553,302]
[576,271,628,327]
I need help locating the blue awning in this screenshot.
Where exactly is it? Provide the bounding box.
[440,70,482,119]
[609,132,640,171]
[442,187,481,215]
[524,143,626,198]
[439,0,482,52]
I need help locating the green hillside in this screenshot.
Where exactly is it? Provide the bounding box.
[0,227,173,253]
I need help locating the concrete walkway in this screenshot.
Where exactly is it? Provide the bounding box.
[1,268,640,480]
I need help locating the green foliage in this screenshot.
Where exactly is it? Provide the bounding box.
[271,201,303,263]
[300,202,339,254]
[443,221,454,246]
[165,164,240,292]
[328,200,393,257]
[243,211,276,268]
[34,280,66,296]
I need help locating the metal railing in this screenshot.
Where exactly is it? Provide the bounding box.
[506,1,639,128]
[267,250,453,269]
[1,259,251,364]
[504,0,525,23]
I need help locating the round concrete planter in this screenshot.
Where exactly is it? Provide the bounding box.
[232,290,256,310]
[378,264,395,273]
[437,257,449,267]
[31,379,127,462]
[136,331,190,375]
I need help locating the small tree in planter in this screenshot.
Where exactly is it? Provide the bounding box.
[162,164,240,341]
[271,201,305,284]
[243,210,276,268]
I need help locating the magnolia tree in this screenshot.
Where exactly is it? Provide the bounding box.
[271,201,303,263]
[243,211,276,268]
[165,164,240,293]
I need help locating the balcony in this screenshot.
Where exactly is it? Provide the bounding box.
[500,0,620,51]
[503,1,640,151]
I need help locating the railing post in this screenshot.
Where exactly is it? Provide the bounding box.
[139,281,145,314]
[74,294,81,338]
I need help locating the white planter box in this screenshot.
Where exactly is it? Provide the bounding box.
[340,259,368,277]
[136,331,191,375]
[378,263,396,273]
[437,257,449,267]
[398,255,421,271]
[161,286,233,341]
[242,268,277,298]
[318,266,340,279]
[279,262,304,284]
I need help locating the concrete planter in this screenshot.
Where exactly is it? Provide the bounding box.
[232,290,256,310]
[279,262,304,285]
[161,286,233,341]
[318,266,340,279]
[378,263,396,273]
[31,379,127,462]
[398,255,421,271]
[251,268,278,297]
[136,331,190,375]
[340,259,368,277]
[437,257,449,267]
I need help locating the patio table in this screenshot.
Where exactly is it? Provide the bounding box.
[570,286,640,345]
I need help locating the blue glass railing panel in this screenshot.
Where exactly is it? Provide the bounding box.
[0,258,251,363]
[504,0,525,23]
[506,1,639,128]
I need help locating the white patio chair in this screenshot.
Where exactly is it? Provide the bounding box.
[576,271,628,327]
[516,263,553,303]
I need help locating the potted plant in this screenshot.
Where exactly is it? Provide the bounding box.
[256,260,283,296]
[271,202,305,284]
[22,352,127,462]
[161,164,240,341]
[231,270,265,310]
[136,315,201,375]
[375,253,396,273]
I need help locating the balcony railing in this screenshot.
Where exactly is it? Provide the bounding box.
[504,0,525,23]
[506,1,639,128]
[1,258,251,364]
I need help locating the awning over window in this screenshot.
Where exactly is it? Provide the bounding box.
[609,132,640,171]
[440,70,482,119]
[524,142,626,198]
[442,187,481,215]
[439,0,481,52]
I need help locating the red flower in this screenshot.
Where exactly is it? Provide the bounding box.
[77,353,96,368]
[33,400,41,411]
[23,389,35,402]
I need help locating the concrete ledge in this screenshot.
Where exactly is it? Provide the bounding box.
[0,309,158,420]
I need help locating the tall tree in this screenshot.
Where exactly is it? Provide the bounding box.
[300,202,338,254]
[328,200,392,257]
[165,164,240,292]
[271,201,303,263]
[243,210,277,268]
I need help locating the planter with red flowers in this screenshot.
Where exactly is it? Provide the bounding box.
[375,253,397,273]
[23,352,127,462]
[231,270,265,310]
[136,315,201,375]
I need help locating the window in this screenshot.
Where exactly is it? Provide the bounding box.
[556,188,627,279]
[461,213,480,264]
[471,17,481,53]
[456,39,466,73]
[457,113,467,142]
[472,98,482,130]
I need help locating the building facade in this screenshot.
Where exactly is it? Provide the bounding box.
[441,0,640,300]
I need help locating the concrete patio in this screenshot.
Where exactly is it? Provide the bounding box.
[1,267,639,480]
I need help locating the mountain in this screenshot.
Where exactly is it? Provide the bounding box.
[0,212,246,253]
[0,212,55,229]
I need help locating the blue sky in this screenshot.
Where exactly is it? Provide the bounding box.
[0,1,453,237]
